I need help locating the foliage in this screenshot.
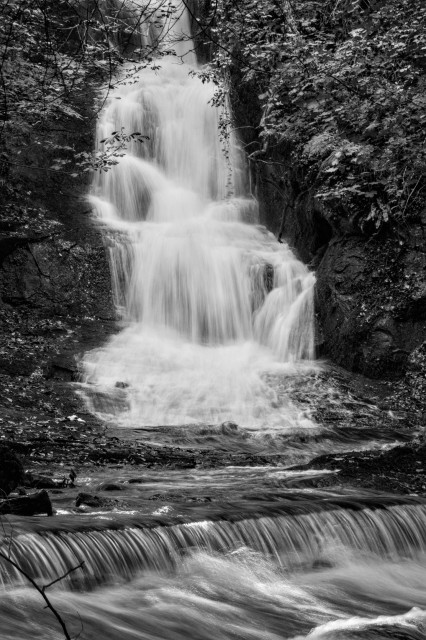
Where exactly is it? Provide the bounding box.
[201,0,426,231]
[2,0,425,229]
[51,128,149,174]
[0,0,179,174]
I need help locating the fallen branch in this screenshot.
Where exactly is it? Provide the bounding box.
[0,551,84,640]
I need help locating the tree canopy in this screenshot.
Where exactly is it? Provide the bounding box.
[0,0,181,175]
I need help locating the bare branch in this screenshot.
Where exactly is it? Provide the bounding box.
[0,550,84,640]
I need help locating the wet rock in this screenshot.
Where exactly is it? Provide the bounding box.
[95,482,127,491]
[263,263,274,292]
[220,421,239,435]
[75,492,109,508]
[0,445,25,496]
[115,381,129,389]
[296,440,426,494]
[75,491,128,511]
[315,236,426,377]
[24,472,57,489]
[47,352,79,381]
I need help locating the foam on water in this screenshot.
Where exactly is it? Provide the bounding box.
[79,4,316,430]
[2,548,426,640]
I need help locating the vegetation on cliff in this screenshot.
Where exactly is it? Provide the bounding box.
[202,0,426,233]
[0,0,184,186]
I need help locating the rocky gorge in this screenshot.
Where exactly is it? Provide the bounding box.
[2,3,426,639]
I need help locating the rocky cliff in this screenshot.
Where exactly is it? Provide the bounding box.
[0,90,114,434]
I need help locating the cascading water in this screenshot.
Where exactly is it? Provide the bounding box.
[3,501,426,589]
[3,501,426,639]
[80,2,316,431]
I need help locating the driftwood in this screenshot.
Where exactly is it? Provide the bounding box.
[0,489,53,516]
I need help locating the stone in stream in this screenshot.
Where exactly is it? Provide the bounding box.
[115,381,129,389]
[220,421,239,435]
[95,482,127,491]
[263,263,275,292]
[75,491,128,511]
[75,492,110,508]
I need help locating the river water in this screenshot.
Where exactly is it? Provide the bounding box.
[2,2,426,639]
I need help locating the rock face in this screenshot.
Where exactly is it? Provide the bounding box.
[1,236,111,318]
[0,83,114,377]
[0,78,116,462]
[315,234,426,377]
[0,107,113,323]
[231,85,426,379]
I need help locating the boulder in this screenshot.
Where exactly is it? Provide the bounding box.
[0,489,53,516]
[75,492,111,508]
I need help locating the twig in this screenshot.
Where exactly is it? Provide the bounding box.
[0,551,84,640]
[42,561,85,592]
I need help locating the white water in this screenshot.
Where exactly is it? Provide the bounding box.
[3,510,426,639]
[81,3,316,430]
[4,503,426,588]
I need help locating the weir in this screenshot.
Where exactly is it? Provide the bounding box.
[80,0,316,431]
[3,502,426,590]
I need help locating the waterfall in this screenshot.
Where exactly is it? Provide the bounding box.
[3,503,426,590]
[80,1,316,429]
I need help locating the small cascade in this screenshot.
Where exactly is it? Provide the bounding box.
[3,504,426,590]
[80,1,316,430]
